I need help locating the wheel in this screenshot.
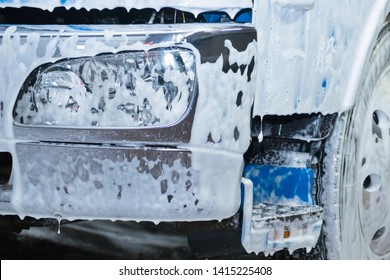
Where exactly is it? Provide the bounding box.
[321,22,390,259]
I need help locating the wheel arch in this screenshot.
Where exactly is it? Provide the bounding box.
[342,0,390,112]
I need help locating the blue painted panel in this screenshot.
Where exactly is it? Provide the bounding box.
[0,0,73,4]
[59,0,76,4]
[235,11,252,23]
[203,11,251,23]
[202,13,226,23]
[68,25,102,31]
[243,164,314,205]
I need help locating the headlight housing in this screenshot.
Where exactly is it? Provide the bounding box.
[14,47,196,128]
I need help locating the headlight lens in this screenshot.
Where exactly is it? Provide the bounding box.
[14,48,196,128]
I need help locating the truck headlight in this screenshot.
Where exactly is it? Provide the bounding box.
[13,48,196,128]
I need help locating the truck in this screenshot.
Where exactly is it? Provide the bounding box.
[0,0,389,260]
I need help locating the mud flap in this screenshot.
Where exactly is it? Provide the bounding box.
[241,178,323,256]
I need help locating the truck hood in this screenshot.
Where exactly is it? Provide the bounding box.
[0,0,253,17]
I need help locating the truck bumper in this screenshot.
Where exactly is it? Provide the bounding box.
[5,143,242,222]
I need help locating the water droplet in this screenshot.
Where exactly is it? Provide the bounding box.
[258,129,264,143]
[258,116,264,143]
[55,217,62,235]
